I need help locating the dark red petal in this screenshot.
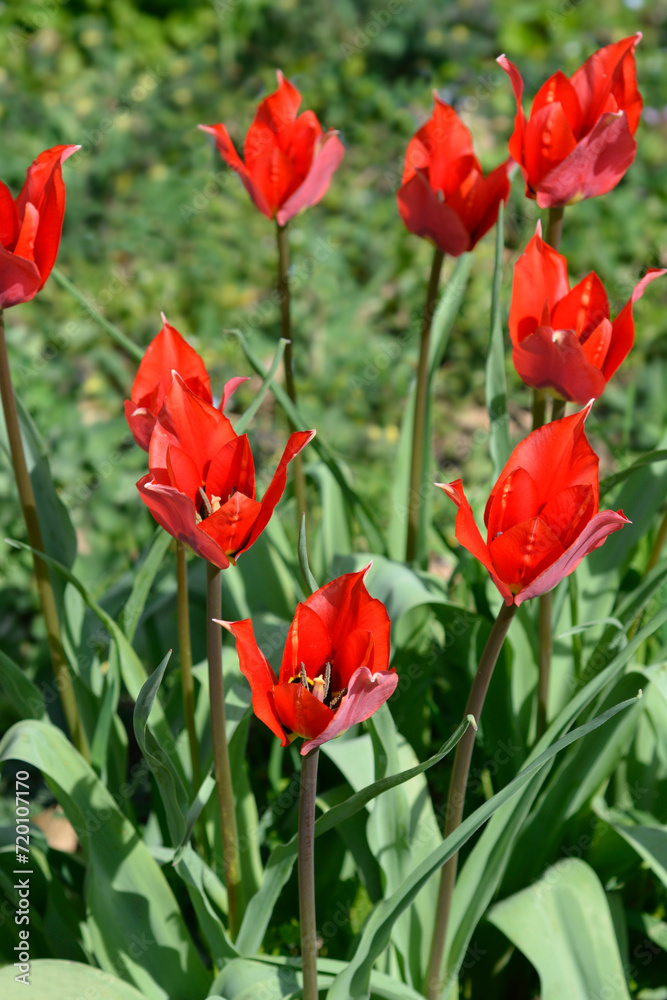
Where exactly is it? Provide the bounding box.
[273,681,334,740]
[570,34,642,136]
[486,466,540,540]
[137,475,230,569]
[396,171,471,257]
[514,509,629,605]
[539,483,595,550]
[278,603,332,686]
[0,181,19,250]
[436,480,513,604]
[234,429,315,560]
[198,123,273,219]
[303,566,391,673]
[509,223,570,345]
[217,618,285,743]
[277,131,344,225]
[551,272,609,340]
[523,101,578,192]
[206,434,256,504]
[489,517,564,591]
[604,268,666,381]
[0,244,42,308]
[535,111,637,208]
[300,665,399,754]
[511,326,607,403]
[198,491,262,558]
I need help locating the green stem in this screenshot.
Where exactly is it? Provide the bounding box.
[545,205,564,251]
[425,601,517,999]
[0,308,89,760]
[206,561,241,938]
[532,389,546,431]
[277,222,308,542]
[177,542,200,791]
[406,247,445,564]
[551,398,566,422]
[298,746,320,1000]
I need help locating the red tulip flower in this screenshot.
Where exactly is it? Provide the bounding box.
[510,223,665,403]
[0,144,79,309]
[498,34,642,207]
[220,566,398,754]
[438,407,628,606]
[199,71,344,226]
[124,314,246,451]
[137,373,314,569]
[396,95,511,256]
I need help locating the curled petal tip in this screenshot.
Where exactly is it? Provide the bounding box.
[160,310,168,324]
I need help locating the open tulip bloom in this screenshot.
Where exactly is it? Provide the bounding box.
[0,144,79,309]
[438,406,629,606]
[124,315,247,451]
[199,70,344,226]
[136,372,315,569]
[510,223,665,404]
[396,95,511,256]
[220,567,398,754]
[498,34,642,207]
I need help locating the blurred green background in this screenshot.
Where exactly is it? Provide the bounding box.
[0,0,666,644]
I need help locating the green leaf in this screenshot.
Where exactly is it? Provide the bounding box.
[51,266,144,361]
[324,695,638,1000]
[0,960,148,1000]
[485,201,511,480]
[234,337,287,436]
[599,449,667,497]
[0,648,46,720]
[0,720,210,1000]
[298,510,319,594]
[119,528,172,642]
[488,859,631,1000]
[596,802,667,888]
[309,461,353,581]
[235,717,471,956]
[174,844,239,964]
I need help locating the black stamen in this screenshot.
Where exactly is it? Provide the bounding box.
[198,486,212,519]
[328,686,347,711]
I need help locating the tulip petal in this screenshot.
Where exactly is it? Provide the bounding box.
[485,466,540,539]
[0,244,42,309]
[333,628,375,688]
[151,373,237,478]
[397,170,471,257]
[580,319,613,372]
[551,271,609,340]
[437,480,513,604]
[300,665,399,754]
[277,131,345,225]
[604,268,666,381]
[137,475,231,569]
[496,55,527,180]
[539,483,595,550]
[489,516,564,592]
[0,181,19,250]
[570,34,642,135]
[235,429,315,559]
[278,602,332,685]
[217,618,285,743]
[206,434,256,504]
[198,491,262,558]
[523,101,578,195]
[402,97,475,191]
[511,326,607,403]
[166,445,203,502]
[447,159,510,251]
[273,681,334,741]
[536,110,637,208]
[509,224,570,344]
[530,71,583,139]
[198,123,274,219]
[220,375,249,412]
[13,202,40,262]
[514,509,629,605]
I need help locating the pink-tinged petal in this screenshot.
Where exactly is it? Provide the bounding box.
[199,123,274,219]
[496,55,527,180]
[303,565,391,674]
[300,665,399,754]
[124,400,157,453]
[551,272,609,339]
[514,509,630,605]
[535,111,637,208]
[220,375,248,412]
[523,101,578,192]
[437,480,513,604]
[218,618,285,743]
[489,516,564,592]
[604,268,666,381]
[570,34,642,136]
[0,181,19,250]
[0,245,42,308]
[511,326,607,403]
[276,131,345,225]
[273,681,334,741]
[278,603,332,685]
[539,483,595,550]
[136,476,231,569]
[509,223,570,344]
[397,170,471,257]
[16,144,79,287]
[198,491,262,558]
[235,429,315,559]
[13,202,40,262]
[493,404,598,509]
[486,466,540,539]
[206,434,256,503]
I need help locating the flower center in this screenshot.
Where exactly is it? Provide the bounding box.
[196,486,224,521]
[289,661,347,711]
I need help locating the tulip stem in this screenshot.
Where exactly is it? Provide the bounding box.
[0,308,89,761]
[551,398,566,422]
[206,560,241,938]
[298,746,320,1000]
[545,205,564,251]
[277,222,309,545]
[406,246,445,564]
[177,542,201,793]
[426,600,517,999]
